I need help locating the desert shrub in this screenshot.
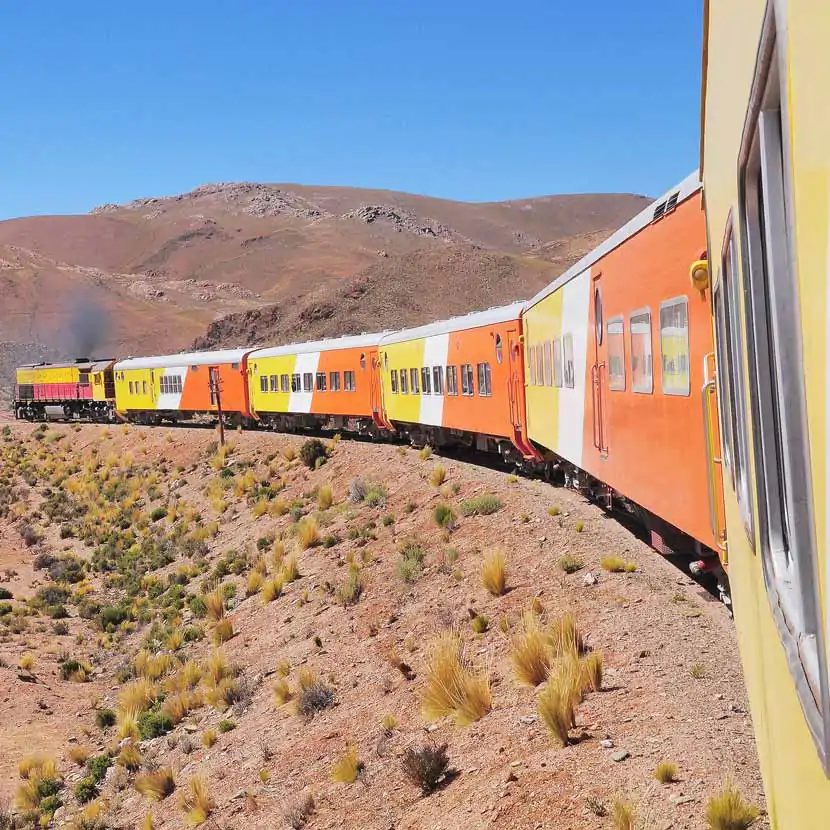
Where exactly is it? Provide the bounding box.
[246,570,264,596]
[262,575,285,603]
[690,662,707,679]
[49,554,85,584]
[611,797,637,830]
[188,595,208,618]
[36,584,70,607]
[559,554,583,574]
[69,747,91,767]
[654,761,678,784]
[20,524,40,547]
[575,519,585,532]
[537,676,573,747]
[419,446,432,460]
[433,503,456,529]
[135,768,175,802]
[299,439,327,469]
[48,604,69,619]
[212,618,235,645]
[704,782,760,829]
[95,709,116,729]
[283,793,315,828]
[218,719,236,733]
[330,744,362,783]
[19,653,36,672]
[74,777,99,804]
[138,709,173,740]
[203,586,225,622]
[0,588,12,600]
[53,619,70,635]
[396,540,427,583]
[99,604,130,632]
[471,614,489,634]
[421,632,491,726]
[150,507,168,522]
[85,755,112,784]
[60,657,92,682]
[481,550,507,596]
[401,743,451,794]
[601,556,634,573]
[296,680,335,719]
[273,678,292,705]
[459,495,502,517]
[180,775,215,824]
[282,553,300,582]
[117,742,142,772]
[429,465,447,487]
[297,517,321,550]
[317,484,333,510]
[337,564,364,606]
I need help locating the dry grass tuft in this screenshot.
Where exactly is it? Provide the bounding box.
[401,742,451,794]
[203,650,230,686]
[119,678,158,713]
[282,553,300,582]
[179,776,215,825]
[421,632,492,727]
[212,617,235,645]
[262,574,285,603]
[297,517,321,550]
[69,746,92,767]
[116,708,141,741]
[537,676,573,747]
[204,586,226,621]
[654,761,678,784]
[283,793,315,829]
[317,484,333,510]
[611,796,637,830]
[117,741,142,771]
[429,465,447,487]
[202,729,217,748]
[512,611,551,687]
[548,612,584,657]
[330,744,362,783]
[246,570,264,596]
[18,653,36,672]
[581,651,603,692]
[17,755,58,781]
[419,446,433,461]
[481,549,507,596]
[273,678,293,706]
[705,781,760,829]
[163,690,203,724]
[135,768,176,802]
[271,539,286,569]
[601,556,636,573]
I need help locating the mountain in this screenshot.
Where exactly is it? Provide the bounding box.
[0,182,651,403]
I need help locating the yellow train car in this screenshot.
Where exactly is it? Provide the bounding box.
[14,359,115,421]
[701,1,830,824]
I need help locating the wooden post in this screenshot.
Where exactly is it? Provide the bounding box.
[209,368,225,447]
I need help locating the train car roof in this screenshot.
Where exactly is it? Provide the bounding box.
[378,302,525,346]
[114,349,252,370]
[525,170,703,309]
[249,332,386,360]
[18,359,115,371]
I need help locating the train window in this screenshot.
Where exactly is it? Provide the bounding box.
[129,381,134,395]
[142,381,148,395]
[399,369,408,394]
[390,370,399,394]
[659,297,690,396]
[160,377,167,394]
[739,14,827,752]
[446,365,458,396]
[421,367,431,395]
[477,363,492,397]
[360,353,366,370]
[303,373,313,392]
[344,370,356,392]
[409,368,419,394]
[432,366,444,395]
[495,333,503,364]
[281,374,290,393]
[543,341,553,387]
[535,345,544,387]
[384,352,388,369]
[79,372,90,386]
[175,376,182,393]
[330,371,341,392]
[461,364,475,396]
[594,286,603,345]
[316,372,327,392]
[231,363,239,370]
[563,334,575,388]
[607,317,625,391]
[629,310,653,393]
[291,374,301,393]
[259,376,268,393]
[528,346,537,386]
[270,375,278,393]
[553,338,563,387]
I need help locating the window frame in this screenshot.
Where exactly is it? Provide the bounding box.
[461,364,475,396]
[477,362,492,397]
[390,369,399,394]
[421,367,431,395]
[399,369,409,394]
[291,374,301,393]
[330,371,341,392]
[344,370,356,392]
[303,373,313,393]
[270,374,278,393]
[446,365,458,396]
[737,3,829,767]
[281,374,290,393]
[659,296,691,397]
[543,341,553,387]
[563,334,575,389]
[552,338,563,388]
[316,372,327,392]
[528,345,537,386]
[606,315,626,391]
[432,366,444,395]
[410,368,420,395]
[629,308,653,394]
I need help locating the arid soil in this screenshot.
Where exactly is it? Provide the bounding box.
[0,423,766,829]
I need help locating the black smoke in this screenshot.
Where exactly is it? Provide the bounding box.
[65,292,111,359]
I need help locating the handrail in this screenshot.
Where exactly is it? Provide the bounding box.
[701,352,727,552]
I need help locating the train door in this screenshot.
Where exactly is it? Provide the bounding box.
[150,371,157,405]
[506,330,522,430]
[591,276,609,456]
[370,350,390,429]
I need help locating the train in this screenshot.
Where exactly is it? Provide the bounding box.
[11,2,826,822]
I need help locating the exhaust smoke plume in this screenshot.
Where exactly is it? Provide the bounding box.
[65,292,111,359]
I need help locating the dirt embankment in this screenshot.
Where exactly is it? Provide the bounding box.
[0,424,766,829]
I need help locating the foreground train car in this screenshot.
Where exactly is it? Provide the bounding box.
[248,334,386,432]
[14,359,116,421]
[522,173,719,556]
[377,304,537,461]
[701,1,830,825]
[114,350,253,424]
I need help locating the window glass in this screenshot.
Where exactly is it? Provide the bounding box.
[495,334,503,364]
[316,372,327,392]
[421,367,431,395]
[563,334,575,388]
[390,369,398,393]
[607,317,625,391]
[330,371,341,392]
[660,297,690,396]
[231,363,239,370]
[446,365,458,396]
[461,364,474,396]
[129,381,134,395]
[543,341,553,387]
[399,369,408,394]
[553,338,563,387]
[477,363,492,396]
[360,353,366,370]
[161,377,167,394]
[303,373,313,392]
[432,366,444,395]
[291,374,301,393]
[410,368,420,394]
[142,381,147,395]
[344,371,356,391]
[630,311,653,393]
[270,375,278,392]
[281,374,289,393]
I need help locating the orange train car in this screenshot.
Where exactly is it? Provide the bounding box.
[247,334,386,432]
[376,304,537,461]
[522,173,724,561]
[114,349,254,424]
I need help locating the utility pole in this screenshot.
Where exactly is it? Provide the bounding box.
[209,368,225,446]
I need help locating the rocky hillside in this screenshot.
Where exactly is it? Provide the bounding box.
[0,183,650,397]
[0,423,766,829]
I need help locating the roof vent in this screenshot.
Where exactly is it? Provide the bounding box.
[652,201,667,222]
[664,191,679,214]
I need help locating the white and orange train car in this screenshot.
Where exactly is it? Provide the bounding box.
[522,172,722,561]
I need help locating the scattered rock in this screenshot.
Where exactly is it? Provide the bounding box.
[601,739,614,749]
[611,750,630,762]
[583,571,598,586]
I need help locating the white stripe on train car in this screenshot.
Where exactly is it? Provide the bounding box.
[156,366,188,410]
[289,352,320,413]
[420,333,450,426]
[557,269,591,468]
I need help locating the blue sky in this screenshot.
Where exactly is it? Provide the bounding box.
[0,1,703,219]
